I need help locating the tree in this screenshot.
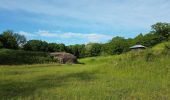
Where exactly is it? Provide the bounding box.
[152,22,170,40]
[142,33,162,47]
[85,43,102,57]
[0,30,18,49]
[13,33,27,47]
[58,43,66,52]
[106,37,130,55]
[134,33,144,45]
[78,45,86,58]
[67,44,86,58]
[23,40,48,52]
[48,43,60,52]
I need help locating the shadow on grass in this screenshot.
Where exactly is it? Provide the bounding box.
[76,62,85,65]
[0,71,96,99]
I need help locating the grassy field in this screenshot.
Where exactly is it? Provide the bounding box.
[0,43,170,100]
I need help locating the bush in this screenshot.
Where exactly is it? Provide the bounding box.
[0,30,18,49]
[0,49,56,65]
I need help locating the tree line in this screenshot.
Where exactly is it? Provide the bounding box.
[0,22,170,58]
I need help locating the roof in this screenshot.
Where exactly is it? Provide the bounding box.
[130,45,146,49]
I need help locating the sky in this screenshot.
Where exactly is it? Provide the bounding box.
[0,0,170,45]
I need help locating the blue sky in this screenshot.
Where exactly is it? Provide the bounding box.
[0,0,170,45]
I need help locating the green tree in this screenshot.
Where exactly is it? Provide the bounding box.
[58,43,66,52]
[106,37,130,55]
[23,40,48,52]
[0,30,18,49]
[142,33,162,47]
[152,22,170,40]
[13,33,27,47]
[85,43,102,57]
[134,33,144,45]
[67,44,86,58]
[48,43,60,52]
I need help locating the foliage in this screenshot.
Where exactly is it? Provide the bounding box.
[152,22,170,40]
[104,37,130,55]
[48,43,67,52]
[134,33,144,44]
[85,43,102,57]
[67,44,86,58]
[134,32,164,47]
[13,33,27,47]
[0,49,55,65]
[23,40,49,52]
[48,43,61,52]
[0,30,27,49]
[0,30,18,49]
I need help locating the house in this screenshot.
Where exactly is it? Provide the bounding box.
[50,52,77,64]
[130,45,146,50]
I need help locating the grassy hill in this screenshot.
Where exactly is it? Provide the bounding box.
[0,42,170,100]
[0,49,55,65]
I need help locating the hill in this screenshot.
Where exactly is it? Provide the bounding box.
[0,49,55,65]
[0,42,170,100]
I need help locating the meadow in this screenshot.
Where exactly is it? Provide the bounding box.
[0,42,170,100]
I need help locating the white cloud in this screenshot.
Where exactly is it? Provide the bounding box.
[18,30,113,43]
[37,30,112,42]
[1,0,170,43]
[0,0,170,30]
[18,31,37,37]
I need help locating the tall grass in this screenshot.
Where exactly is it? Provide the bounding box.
[0,42,170,100]
[0,49,56,65]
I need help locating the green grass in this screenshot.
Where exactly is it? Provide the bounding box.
[0,43,170,100]
[0,49,55,65]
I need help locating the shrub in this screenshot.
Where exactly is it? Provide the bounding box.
[0,49,56,65]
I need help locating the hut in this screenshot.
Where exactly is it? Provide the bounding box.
[130,45,146,51]
[50,52,78,64]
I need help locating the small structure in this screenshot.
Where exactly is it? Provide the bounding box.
[50,52,77,64]
[130,45,146,50]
